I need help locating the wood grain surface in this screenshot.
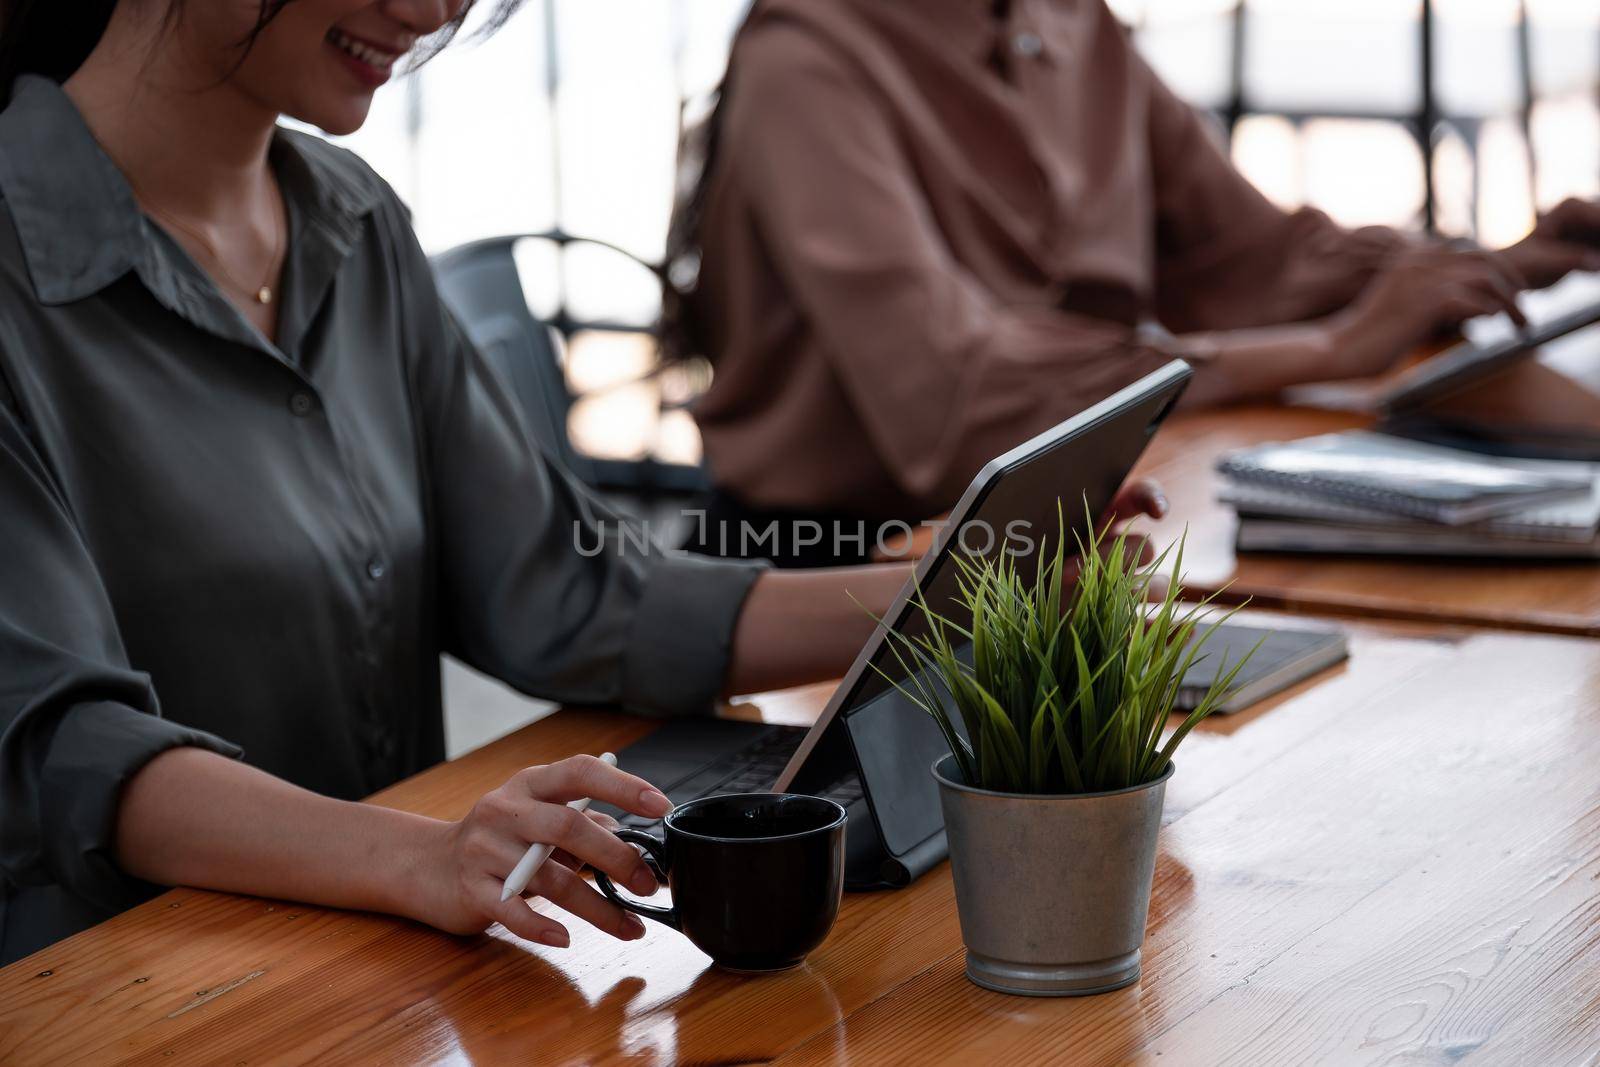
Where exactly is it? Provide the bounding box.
[3,615,1599,1065]
[1134,406,1600,636]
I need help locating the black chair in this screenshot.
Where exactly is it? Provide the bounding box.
[430,231,709,511]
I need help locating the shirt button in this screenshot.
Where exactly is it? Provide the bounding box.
[1012,31,1043,58]
[288,391,316,417]
[366,558,387,581]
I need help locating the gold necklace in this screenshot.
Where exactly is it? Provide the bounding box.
[144,198,284,307]
[133,180,285,306]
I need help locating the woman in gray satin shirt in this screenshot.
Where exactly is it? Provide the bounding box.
[0,0,926,963]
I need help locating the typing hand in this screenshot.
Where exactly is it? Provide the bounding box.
[1501,197,1600,290]
[412,755,671,947]
[1331,245,1528,380]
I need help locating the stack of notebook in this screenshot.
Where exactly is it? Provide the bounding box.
[1216,431,1600,558]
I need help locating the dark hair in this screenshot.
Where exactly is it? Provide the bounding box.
[0,0,117,102]
[659,7,761,366]
[0,0,522,107]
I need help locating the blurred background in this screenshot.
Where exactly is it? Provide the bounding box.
[323,0,1600,473]
[314,0,1600,752]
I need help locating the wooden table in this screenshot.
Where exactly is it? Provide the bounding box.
[5,614,1599,1065]
[1135,406,1600,636]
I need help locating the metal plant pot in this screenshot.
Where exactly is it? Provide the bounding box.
[932,754,1173,997]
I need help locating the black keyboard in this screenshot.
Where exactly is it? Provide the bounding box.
[616,727,864,830]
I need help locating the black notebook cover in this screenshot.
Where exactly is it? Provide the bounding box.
[1176,623,1349,715]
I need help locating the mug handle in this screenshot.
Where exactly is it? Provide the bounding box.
[593,828,679,931]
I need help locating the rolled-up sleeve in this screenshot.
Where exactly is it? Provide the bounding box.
[393,212,763,717]
[0,398,240,912]
[618,548,762,715]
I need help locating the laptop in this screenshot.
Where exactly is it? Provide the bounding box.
[596,360,1193,889]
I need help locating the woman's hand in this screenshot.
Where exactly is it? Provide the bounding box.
[1088,478,1168,568]
[1502,197,1600,290]
[407,755,672,948]
[1328,246,1528,380]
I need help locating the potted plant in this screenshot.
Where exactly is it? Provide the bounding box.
[878,510,1251,997]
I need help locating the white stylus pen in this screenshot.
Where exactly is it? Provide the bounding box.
[500,751,619,902]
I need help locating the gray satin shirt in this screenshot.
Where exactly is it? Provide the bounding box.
[0,76,763,963]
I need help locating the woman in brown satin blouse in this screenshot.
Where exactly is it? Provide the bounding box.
[672,0,1600,563]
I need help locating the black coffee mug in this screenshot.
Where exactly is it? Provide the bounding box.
[594,792,847,972]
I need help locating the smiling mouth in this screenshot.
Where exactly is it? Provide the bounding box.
[325,27,407,71]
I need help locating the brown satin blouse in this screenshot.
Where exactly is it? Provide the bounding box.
[690,0,1400,518]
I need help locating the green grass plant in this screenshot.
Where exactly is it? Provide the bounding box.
[876,506,1253,795]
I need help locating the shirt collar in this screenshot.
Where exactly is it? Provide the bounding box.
[0,75,146,305]
[0,74,381,313]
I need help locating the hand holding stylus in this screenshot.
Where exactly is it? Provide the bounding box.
[501,752,619,901]
[407,753,673,948]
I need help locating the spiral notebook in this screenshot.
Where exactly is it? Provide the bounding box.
[1216,431,1592,525]
[1220,473,1600,544]
[1232,518,1600,558]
